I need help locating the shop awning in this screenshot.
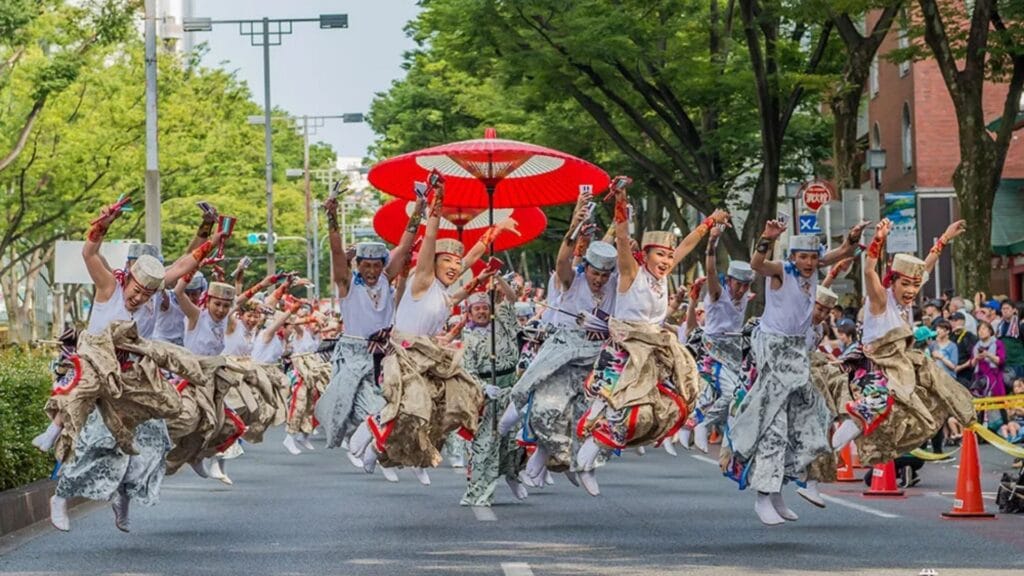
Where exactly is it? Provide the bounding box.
[992,179,1024,255]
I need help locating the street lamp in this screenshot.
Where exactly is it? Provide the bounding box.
[184,14,349,275]
[867,148,887,191]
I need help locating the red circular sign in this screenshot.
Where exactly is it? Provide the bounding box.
[802,181,833,211]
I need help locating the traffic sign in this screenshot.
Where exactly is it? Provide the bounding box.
[802,180,833,211]
[247,233,260,245]
[799,214,821,233]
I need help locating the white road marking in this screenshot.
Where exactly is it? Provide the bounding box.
[819,494,900,518]
[690,454,719,466]
[501,562,535,576]
[472,506,497,522]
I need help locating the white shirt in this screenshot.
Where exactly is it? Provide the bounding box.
[339,273,395,338]
[553,269,617,328]
[251,328,284,364]
[292,328,321,354]
[394,274,451,337]
[152,291,185,344]
[87,283,132,335]
[862,287,912,345]
[615,267,668,324]
[223,323,254,357]
[759,264,815,338]
[540,272,562,325]
[183,309,227,356]
[702,282,748,337]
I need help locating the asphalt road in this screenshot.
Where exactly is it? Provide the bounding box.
[2,428,1022,576]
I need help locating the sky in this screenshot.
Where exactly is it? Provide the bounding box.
[190,0,421,161]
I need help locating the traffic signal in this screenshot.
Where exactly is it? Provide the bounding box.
[246,233,275,245]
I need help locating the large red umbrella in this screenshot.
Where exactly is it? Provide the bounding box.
[373,199,547,252]
[367,128,609,208]
[369,128,606,389]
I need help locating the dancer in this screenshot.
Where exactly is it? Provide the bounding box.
[692,223,754,453]
[575,177,713,496]
[503,189,618,486]
[48,202,219,532]
[730,218,866,526]
[348,178,513,483]
[460,280,526,506]
[316,191,419,477]
[830,220,976,462]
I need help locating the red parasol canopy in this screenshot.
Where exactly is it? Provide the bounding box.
[373,199,546,252]
[368,128,609,208]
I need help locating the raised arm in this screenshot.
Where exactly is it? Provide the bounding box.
[164,230,226,286]
[324,197,352,298]
[820,220,870,267]
[261,302,300,344]
[186,205,219,253]
[924,220,966,273]
[462,217,519,273]
[410,182,446,298]
[174,278,201,329]
[83,204,122,303]
[685,278,706,334]
[705,225,723,302]
[863,218,892,316]
[385,196,426,281]
[750,220,787,279]
[822,257,853,289]
[673,209,729,267]
[611,182,639,292]
[557,191,593,290]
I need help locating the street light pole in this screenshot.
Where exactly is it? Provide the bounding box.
[302,115,313,284]
[183,13,350,275]
[261,17,276,275]
[144,0,161,249]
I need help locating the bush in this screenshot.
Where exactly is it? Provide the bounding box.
[0,348,54,491]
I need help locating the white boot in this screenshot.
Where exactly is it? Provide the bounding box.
[282,434,302,455]
[206,458,229,484]
[525,445,548,483]
[340,438,350,450]
[576,438,601,471]
[380,466,399,483]
[636,445,646,456]
[662,437,678,457]
[348,421,373,458]
[694,422,710,454]
[498,403,520,435]
[769,491,799,521]
[677,428,692,450]
[190,460,210,478]
[50,495,70,532]
[361,445,378,474]
[506,477,528,500]
[299,434,315,451]
[519,470,539,488]
[448,453,465,468]
[214,458,232,486]
[412,467,431,486]
[544,470,555,486]
[579,470,601,497]
[755,493,785,526]
[111,491,130,533]
[346,450,365,469]
[831,419,862,450]
[32,423,62,452]
[796,480,826,508]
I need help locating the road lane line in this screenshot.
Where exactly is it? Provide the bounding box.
[819,494,900,518]
[472,506,497,522]
[501,562,535,576]
[690,454,719,466]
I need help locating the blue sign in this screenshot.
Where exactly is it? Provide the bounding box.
[798,214,821,233]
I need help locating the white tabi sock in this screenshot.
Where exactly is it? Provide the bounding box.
[755,493,785,526]
[32,423,62,452]
[831,419,862,450]
[694,422,711,454]
[497,403,520,436]
[50,495,70,532]
[769,491,799,521]
[576,437,601,471]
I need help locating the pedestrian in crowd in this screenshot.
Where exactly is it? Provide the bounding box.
[928,319,959,379]
[997,378,1024,443]
[972,321,1007,398]
[949,311,979,385]
[996,300,1024,379]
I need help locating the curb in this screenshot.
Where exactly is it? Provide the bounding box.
[0,479,90,538]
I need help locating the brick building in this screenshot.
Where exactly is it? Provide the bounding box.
[863,9,1024,298]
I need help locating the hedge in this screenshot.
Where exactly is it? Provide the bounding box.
[0,348,54,491]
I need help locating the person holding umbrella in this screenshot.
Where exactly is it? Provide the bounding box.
[575,177,718,496]
[348,177,517,485]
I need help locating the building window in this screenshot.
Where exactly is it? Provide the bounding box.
[872,123,883,188]
[897,29,910,77]
[901,104,913,172]
[870,55,879,97]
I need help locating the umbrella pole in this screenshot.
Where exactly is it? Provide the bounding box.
[487,182,497,405]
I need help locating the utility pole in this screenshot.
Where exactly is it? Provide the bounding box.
[144,0,161,249]
[261,17,276,275]
[302,115,313,285]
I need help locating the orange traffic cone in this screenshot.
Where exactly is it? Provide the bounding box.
[862,460,905,497]
[836,443,860,483]
[941,429,995,519]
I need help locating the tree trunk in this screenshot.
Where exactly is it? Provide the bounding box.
[951,137,999,296]
[830,85,865,190]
